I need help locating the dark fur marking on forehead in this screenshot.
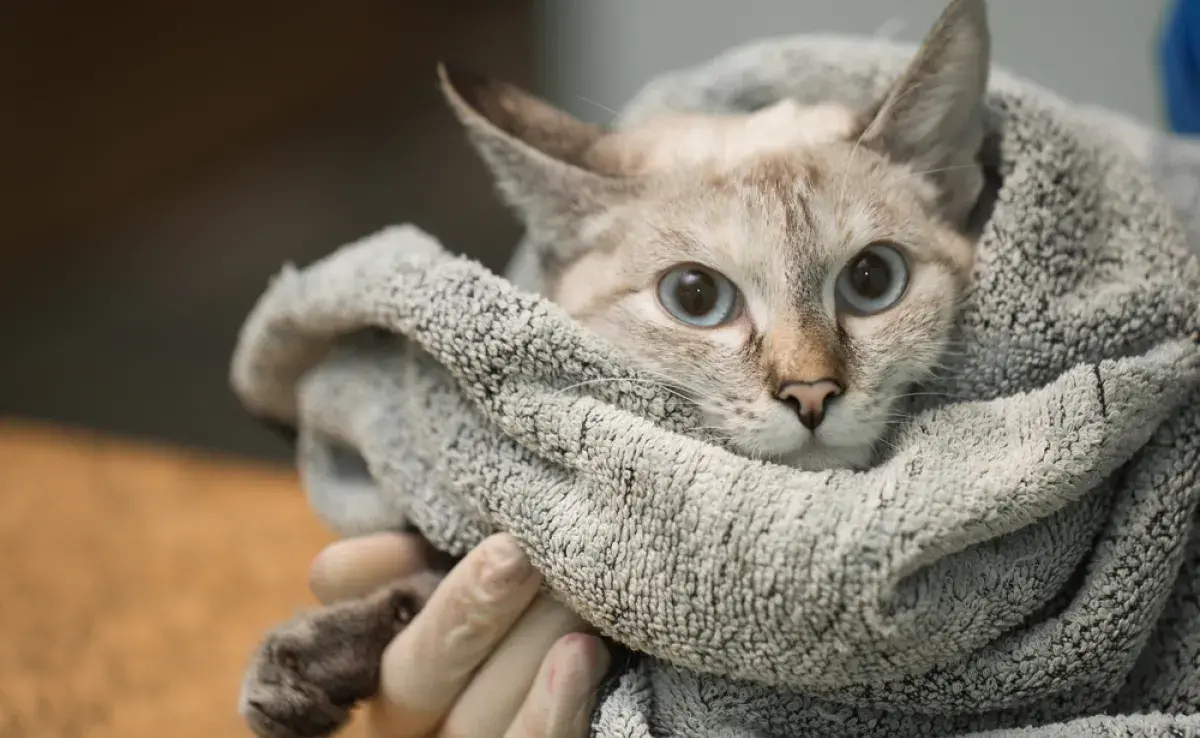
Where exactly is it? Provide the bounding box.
[801,159,827,189]
[779,170,813,244]
[734,156,832,311]
[740,156,824,263]
[785,255,830,312]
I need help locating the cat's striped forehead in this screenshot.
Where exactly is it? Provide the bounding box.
[549,136,973,348]
[629,148,927,308]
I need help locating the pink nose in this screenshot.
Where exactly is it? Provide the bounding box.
[777,379,843,430]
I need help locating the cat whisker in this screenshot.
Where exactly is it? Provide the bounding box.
[903,163,980,180]
[837,124,868,212]
[644,379,702,403]
[577,95,621,124]
[915,357,966,373]
[619,364,691,387]
[872,435,903,455]
[636,366,697,391]
[878,402,922,412]
[839,72,931,208]
[879,416,921,427]
[553,376,692,402]
[886,390,963,401]
[872,17,907,40]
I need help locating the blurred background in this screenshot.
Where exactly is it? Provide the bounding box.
[0,0,1173,465]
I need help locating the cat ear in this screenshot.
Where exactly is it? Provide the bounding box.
[858,0,991,225]
[437,62,627,249]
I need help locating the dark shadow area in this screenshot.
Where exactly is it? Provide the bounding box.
[0,2,537,462]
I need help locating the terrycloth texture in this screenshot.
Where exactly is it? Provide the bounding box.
[232,36,1200,737]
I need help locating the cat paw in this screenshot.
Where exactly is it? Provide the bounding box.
[239,574,440,738]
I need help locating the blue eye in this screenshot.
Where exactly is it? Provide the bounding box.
[656,264,741,327]
[835,243,909,316]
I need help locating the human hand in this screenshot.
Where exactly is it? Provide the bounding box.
[308,531,609,737]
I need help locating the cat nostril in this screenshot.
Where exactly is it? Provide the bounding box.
[777,379,844,431]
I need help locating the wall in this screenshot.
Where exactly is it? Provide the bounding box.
[538,0,1169,126]
[0,3,536,461]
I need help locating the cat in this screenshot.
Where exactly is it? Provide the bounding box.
[439,0,989,472]
[240,2,993,736]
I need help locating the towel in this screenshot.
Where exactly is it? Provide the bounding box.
[231,34,1200,738]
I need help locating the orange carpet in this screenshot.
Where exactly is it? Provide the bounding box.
[0,420,337,738]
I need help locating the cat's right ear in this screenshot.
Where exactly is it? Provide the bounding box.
[437,62,627,244]
[856,0,991,226]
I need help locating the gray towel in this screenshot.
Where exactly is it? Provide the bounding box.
[231,35,1200,737]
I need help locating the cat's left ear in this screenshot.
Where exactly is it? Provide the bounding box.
[437,62,629,254]
[858,0,991,225]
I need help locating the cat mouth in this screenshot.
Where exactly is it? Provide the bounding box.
[705,401,883,470]
[732,426,881,471]
[727,430,831,462]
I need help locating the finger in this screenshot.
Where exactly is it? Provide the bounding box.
[308,532,429,604]
[503,633,610,738]
[439,595,589,737]
[364,533,543,738]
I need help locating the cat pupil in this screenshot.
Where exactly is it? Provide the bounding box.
[674,269,718,316]
[848,254,891,299]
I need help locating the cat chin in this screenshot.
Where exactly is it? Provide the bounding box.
[709,407,880,471]
[724,432,877,472]
[773,443,878,472]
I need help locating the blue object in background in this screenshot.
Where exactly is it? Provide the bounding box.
[1161,0,1200,133]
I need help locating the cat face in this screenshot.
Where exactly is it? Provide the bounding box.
[441,0,991,469]
[549,126,976,469]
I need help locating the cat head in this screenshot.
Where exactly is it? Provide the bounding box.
[439,0,991,470]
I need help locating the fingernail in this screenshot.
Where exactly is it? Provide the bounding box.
[480,534,535,592]
[490,533,527,567]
